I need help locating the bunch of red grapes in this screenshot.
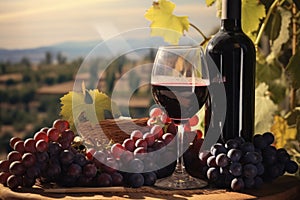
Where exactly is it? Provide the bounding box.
[0,106,298,191]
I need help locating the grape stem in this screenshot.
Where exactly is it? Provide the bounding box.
[189,23,210,46]
[254,0,283,48]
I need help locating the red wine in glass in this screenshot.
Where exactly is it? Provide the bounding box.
[152,82,209,124]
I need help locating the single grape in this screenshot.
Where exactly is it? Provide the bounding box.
[166,123,176,135]
[35,140,48,152]
[7,175,21,189]
[210,143,227,156]
[53,119,70,132]
[34,131,49,142]
[229,162,242,177]
[58,137,71,150]
[243,164,257,178]
[83,163,97,178]
[262,146,277,165]
[46,162,61,178]
[133,147,147,159]
[26,165,40,179]
[276,148,290,163]
[285,160,298,174]
[111,143,126,159]
[61,129,75,144]
[162,133,175,145]
[0,172,11,186]
[96,173,112,187]
[227,149,242,162]
[74,153,88,167]
[231,178,244,191]
[150,125,163,140]
[127,173,144,188]
[225,139,240,149]
[48,142,62,156]
[207,156,217,167]
[160,113,171,124]
[24,138,37,153]
[14,141,25,154]
[152,140,165,151]
[143,132,156,147]
[216,153,229,168]
[135,139,148,150]
[207,167,220,182]
[199,150,212,164]
[47,128,60,142]
[77,175,94,187]
[130,130,143,142]
[111,172,123,186]
[235,137,245,146]
[147,117,156,127]
[253,134,267,149]
[129,158,144,173]
[9,161,26,176]
[9,137,21,149]
[59,150,74,165]
[67,163,82,178]
[155,161,176,179]
[256,162,265,176]
[7,151,22,162]
[22,153,36,168]
[0,160,10,173]
[120,150,134,164]
[149,107,163,118]
[143,172,157,186]
[240,142,255,153]
[122,138,135,152]
[262,132,274,145]
[242,152,261,164]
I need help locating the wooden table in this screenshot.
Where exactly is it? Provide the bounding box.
[0,175,299,200]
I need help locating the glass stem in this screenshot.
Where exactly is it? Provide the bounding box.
[175,124,185,174]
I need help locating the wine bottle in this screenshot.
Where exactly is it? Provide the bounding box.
[205,0,256,142]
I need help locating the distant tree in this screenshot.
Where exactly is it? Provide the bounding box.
[0,62,6,73]
[57,52,67,64]
[20,57,31,68]
[129,71,141,95]
[45,51,52,65]
[89,63,99,88]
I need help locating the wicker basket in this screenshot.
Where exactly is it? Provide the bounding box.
[76,118,149,147]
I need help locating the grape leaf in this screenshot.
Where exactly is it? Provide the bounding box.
[206,0,216,6]
[264,11,281,42]
[144,0,189,44]
[286,49,300,89]
[256,57,282,83]
[254,83,277,134]
[242,0,266,42]
[266,7,291,64]
[271,115,297,148]
[60,89,120,128]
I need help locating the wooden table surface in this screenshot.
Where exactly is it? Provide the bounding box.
[0,175,299,200]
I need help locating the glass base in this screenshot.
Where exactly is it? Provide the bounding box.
[154,171,208,190]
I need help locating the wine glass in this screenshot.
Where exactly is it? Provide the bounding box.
[151,45,210,189]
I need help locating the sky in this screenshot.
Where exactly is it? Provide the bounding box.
[0,0,220,49]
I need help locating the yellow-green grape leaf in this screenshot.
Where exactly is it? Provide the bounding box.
[144,0,189,44]
[286,49,300,89]
[254,83,277,134]
[206,0,216,6]
[267,7,291,64]
[271,115,297,148]
[242,0,266,42]
[60,89,120,128]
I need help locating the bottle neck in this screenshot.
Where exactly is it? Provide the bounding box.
[221,19,242,32]
[221,0,242,31]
